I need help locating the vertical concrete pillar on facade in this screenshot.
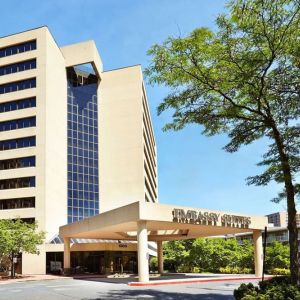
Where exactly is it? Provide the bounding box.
[137,221,149,282]
[157,240,164,274]
[253,230,263,277]
[63,237,71,273]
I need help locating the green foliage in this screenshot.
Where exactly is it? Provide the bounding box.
[219,266,252,274]
[234,283,259,300]
[164,238,253,273]
[0,219,45,255]
[235,277,300,300]
[149,256,158,272]
[0,218,45,277]
[265,241,289,271]
[272,268,290,275]
[163,239,193,272]
[146,0,300,282]
[163,238,290,274]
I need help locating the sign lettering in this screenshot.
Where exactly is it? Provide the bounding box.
[172,208,251,228]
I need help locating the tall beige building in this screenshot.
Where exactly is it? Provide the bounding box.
[0,27,157,274]
[266,211,300,227]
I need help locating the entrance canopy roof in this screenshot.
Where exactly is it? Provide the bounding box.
[59,202,268,241]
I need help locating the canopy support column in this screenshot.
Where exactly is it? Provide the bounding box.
[157,241,164,274]
[63,237,71,274]
[137,221,149,282]
[253,230,263,277]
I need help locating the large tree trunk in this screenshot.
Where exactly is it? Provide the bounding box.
[272,126,299,284]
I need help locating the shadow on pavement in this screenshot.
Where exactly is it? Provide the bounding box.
[81,289,234,300]
[74,272,245,285]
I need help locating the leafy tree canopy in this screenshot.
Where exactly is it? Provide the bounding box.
[0,219,45,277]
[146,0,300,283]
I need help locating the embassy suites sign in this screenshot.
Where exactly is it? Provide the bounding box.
[172,208,251,229]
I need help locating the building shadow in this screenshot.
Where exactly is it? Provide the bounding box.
[81,289,234,300]
[74,272,251,285]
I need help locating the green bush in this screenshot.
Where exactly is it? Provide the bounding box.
[219,266,253,274]
[177,265,192,273]
[149,257,158,272]
[234,283,259,300]
[270,268,290,275]
[219,266,232,273]
[191,267,200,273]
[234,277,300,300]
[163,238,290,275]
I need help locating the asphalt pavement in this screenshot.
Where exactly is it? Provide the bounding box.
[0,277,260,300]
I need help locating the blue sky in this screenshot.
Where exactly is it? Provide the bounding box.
[0,0,287,215]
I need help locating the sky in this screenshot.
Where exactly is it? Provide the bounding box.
[0,0,287,215]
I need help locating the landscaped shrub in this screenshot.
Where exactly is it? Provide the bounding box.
[191,267,200,273]
[177,265,192,273]
[270,268,290,275]
[219,266,253,274]
[149,257,158,272]
[234,283,258,300]
[234,276,300,300]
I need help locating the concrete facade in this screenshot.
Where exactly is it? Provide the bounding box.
[0,27,156,275]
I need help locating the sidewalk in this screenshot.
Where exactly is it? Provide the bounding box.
[0,274,69,285]
[128,274,274,286]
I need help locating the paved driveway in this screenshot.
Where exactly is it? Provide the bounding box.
[0,277,259,300]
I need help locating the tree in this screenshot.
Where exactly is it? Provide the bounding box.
[0,219,45,278]
[146,0,300,283]
[265,241,290,271]
[163,240,193,272]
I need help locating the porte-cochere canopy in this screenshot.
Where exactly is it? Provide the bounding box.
[59,201,268,282]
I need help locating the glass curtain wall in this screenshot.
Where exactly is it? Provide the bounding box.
[67,66,99,223]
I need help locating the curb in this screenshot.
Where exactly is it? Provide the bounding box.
[128,276,273,287]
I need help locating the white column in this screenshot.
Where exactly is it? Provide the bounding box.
[157,241,164,274]
[64,237,71,270]
[253,230,263,277]
[137,221,149,282]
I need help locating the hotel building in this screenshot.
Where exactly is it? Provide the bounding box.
[0,27,267,282]
[0,26,157,275]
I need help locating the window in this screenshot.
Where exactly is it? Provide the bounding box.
[0,59,36,76]
[0,177,35,190]
[0,197,35,210]
[0,40,36,58]
[0,116,36,132]
[0,78,36,94]
[0,136,36,151]
[0,156,35,170]
[67,66,99,223]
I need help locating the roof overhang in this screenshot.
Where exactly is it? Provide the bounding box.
[59,201,268,242]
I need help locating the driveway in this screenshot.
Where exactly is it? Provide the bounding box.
[0,277,260,299]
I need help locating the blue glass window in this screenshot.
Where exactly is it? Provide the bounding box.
[0,40,36,58]
[0,156,35,170]
[0,176,35,190]
[0,97,37,113]
[0,59,36,76]
[0,78,36,94]
[0,136,35,151]
[67,67,99,223]
[0,116,36,132]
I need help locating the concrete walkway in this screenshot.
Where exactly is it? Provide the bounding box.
[0,273,273,287]
[128,273,273,286]
[0,274,69,285]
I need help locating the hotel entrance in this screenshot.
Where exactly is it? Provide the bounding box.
[47,251,137,274]
[114,252,137,274]
[60,201,267,282]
